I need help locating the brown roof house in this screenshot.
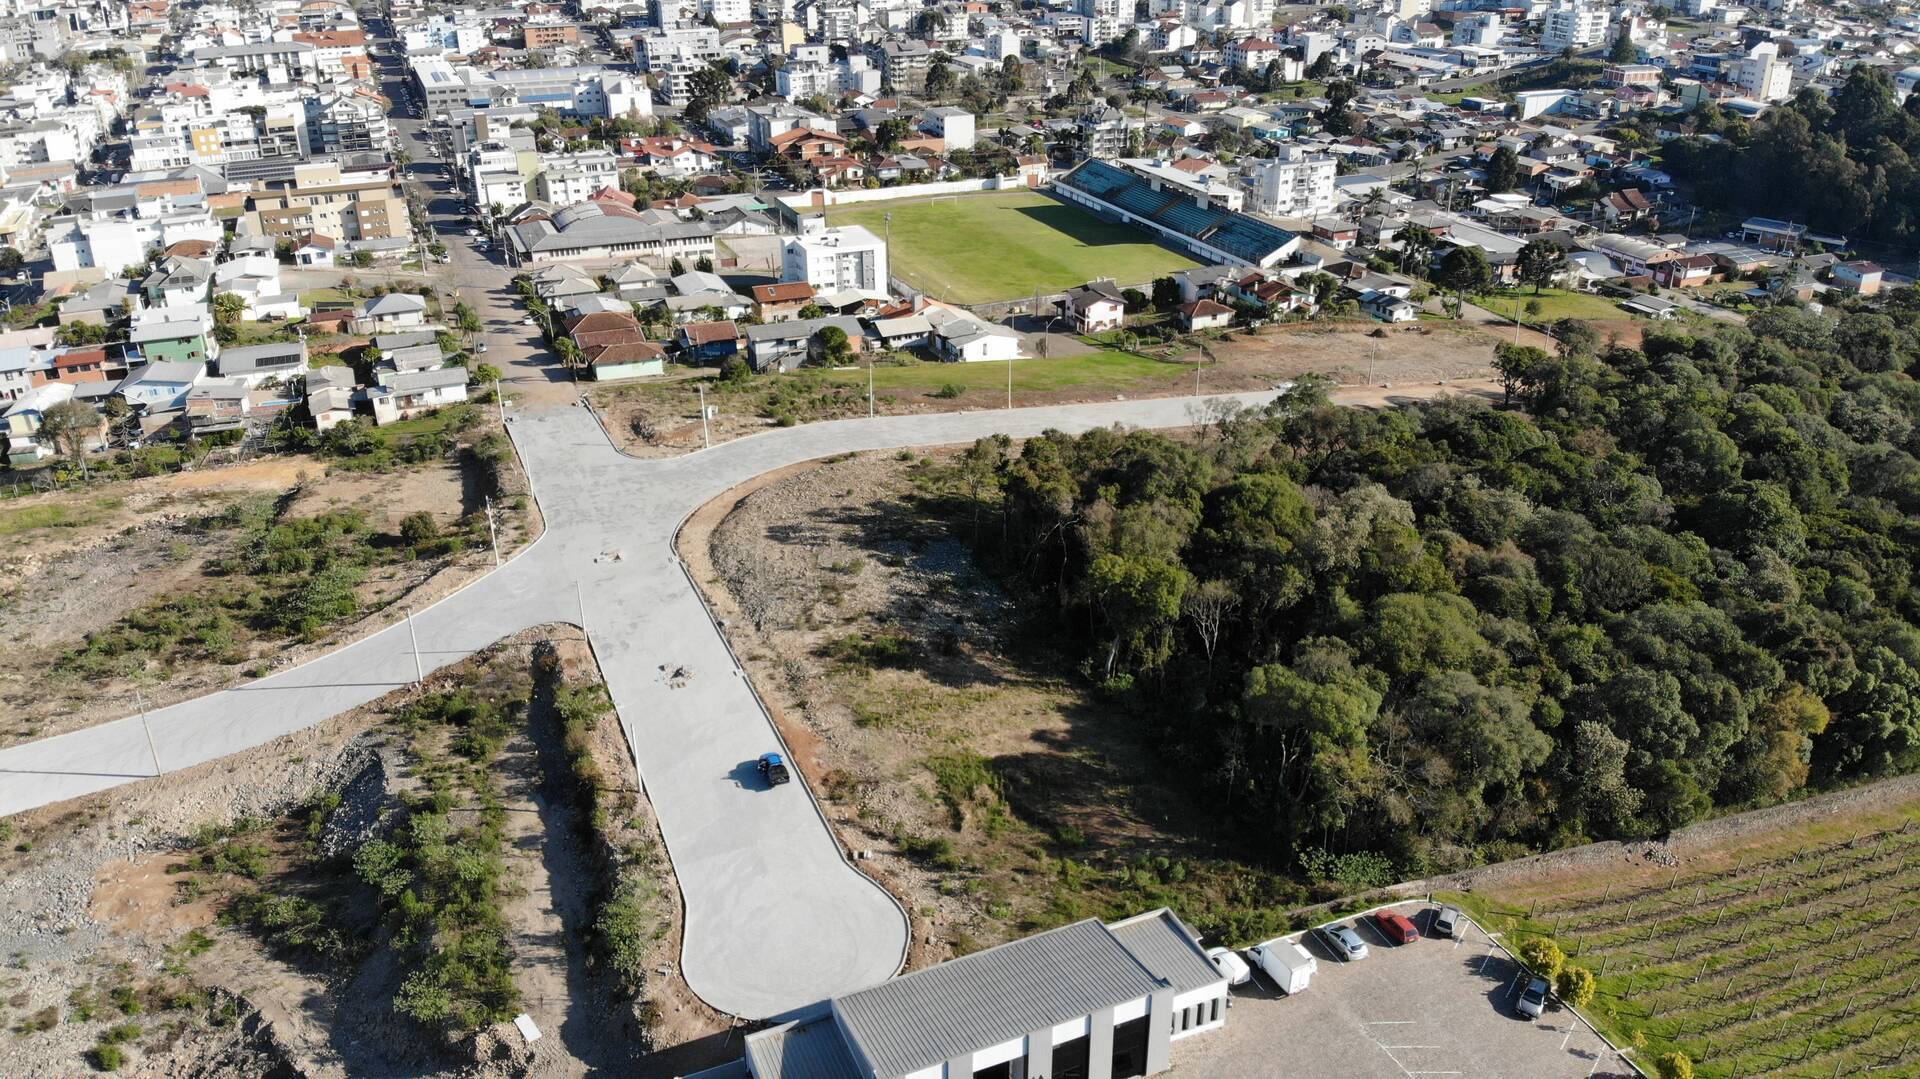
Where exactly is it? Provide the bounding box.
[750,281,815,322]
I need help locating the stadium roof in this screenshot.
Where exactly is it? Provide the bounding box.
[1056,159,1297,267]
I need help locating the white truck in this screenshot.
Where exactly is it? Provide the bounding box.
[1246,936,1318,995]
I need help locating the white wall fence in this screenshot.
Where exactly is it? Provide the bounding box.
[774,174,1040,213]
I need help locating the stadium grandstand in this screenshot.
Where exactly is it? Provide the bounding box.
[1053,159,1300,269]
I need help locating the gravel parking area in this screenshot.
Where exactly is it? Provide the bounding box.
[1170,902,1639,1078]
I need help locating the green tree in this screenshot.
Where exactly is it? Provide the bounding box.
[56,321,111,346]
[1555,965,1596,1009]
[1437,246,1493,296]
[813,324,852,365]
[1086,553,1192,680]
[38,398,100,477]
[1484,146,1522,194]
[1518,937,1564,981]
[1516,240,1569,294]
[1608,30,1638,65]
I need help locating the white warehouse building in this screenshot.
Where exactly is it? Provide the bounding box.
[690,909,1228,1079]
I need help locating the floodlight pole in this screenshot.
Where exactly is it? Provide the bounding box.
[406,607,424,685]
[697,383,711,448]
[485,494,500,567]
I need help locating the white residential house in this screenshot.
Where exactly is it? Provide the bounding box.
[781,216,889,292]
[927,305,1023,363]
[116,360,205,412]
[919,107,976,150]
[358,293,429,332]
[369,367,469,425]
[216,341,310,388]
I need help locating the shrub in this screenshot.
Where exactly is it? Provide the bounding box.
[1654,1051,1694,1079]
[931,382,964,399]
[596,870,659,992]
[1555,965,1596,1008]
[88,1044,125,1071]
[1518,937,1565,981]
[399,511,439,547]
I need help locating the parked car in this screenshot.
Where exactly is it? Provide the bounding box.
[466,228,481,237]
[1372,909,1421,945]
[756,752,791,786]
[1517,976,1550,1019]
[1316,924,1369,962]
[1431,905,1462,939]
[474,342,489,354]
[1205,947,1251,987]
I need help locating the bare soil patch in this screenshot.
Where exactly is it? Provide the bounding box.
[0,427,539,750]
[2,624,707,1077]
[681,451,1302,964]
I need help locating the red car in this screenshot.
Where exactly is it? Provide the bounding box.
[1372,909,1421,945]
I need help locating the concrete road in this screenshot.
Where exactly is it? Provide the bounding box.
[0,301,1286,1019]
[1,57,1308,1016]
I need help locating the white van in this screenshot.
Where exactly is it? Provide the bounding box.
[1246,937,1318,995]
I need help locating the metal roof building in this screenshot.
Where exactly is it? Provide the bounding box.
[692,909,1228,1079]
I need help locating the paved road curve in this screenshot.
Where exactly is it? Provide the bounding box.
[0,369,1283,1016]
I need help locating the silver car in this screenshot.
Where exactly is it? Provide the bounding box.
[1316,923,1370,962]
[1431,905,1462,939]
[1517,976,1550,1019]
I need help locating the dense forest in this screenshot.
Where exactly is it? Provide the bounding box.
[954,303,1920,874]
[1662,66,1920,243]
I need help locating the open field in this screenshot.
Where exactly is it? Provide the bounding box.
[824,190,1199,303]
[587,321,1525,456]
[1474,287,1632,323]
[1444,785,1920,1079]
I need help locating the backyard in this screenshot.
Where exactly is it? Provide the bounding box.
[824,190,1199,304]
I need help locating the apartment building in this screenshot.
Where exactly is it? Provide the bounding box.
[534,150,620,205]
[1245,146,1337,218]
[782,216,888,293]
[1541,0,1609,52]
[246,161,407,242]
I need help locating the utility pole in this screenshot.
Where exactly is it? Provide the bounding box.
[1007,347,1014,410]
[575,580,586,634]
[697,383,710,448]
[406,608,424,685]
[134,686,161,776]
[484,495,500,567]
[868,358,875,419]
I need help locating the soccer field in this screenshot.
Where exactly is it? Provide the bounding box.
[824,190,1199,305]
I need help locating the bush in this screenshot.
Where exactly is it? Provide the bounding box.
[1518,937,1565,981]
[931,382,964,399]
[399,511,440,548]
[596,871,658,992]
[1555,965,1596,1009]
[88,1044,125,1071]
[1654,1051,1694,1079]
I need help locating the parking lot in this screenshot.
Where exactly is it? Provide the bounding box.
[1170,901,1639,1078]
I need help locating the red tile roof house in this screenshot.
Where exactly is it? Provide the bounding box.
[751,281,816,322]
[565,310,648,354]
[1177,298,1234,332]
[676,320,743,362]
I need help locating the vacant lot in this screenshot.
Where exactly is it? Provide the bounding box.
[589,321,1521,456]
[0,407,536,748]
[825,190,1199,303]
[1172,901,1634,1078]
[685,451,1330,966]
[1446,784,1920,1079]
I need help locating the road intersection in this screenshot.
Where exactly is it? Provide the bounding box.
[0,274,1288,1016]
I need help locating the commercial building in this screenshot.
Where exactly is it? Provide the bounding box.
[507,200,717,264]
[782,216,888,293]
[690,909,1227,1079]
